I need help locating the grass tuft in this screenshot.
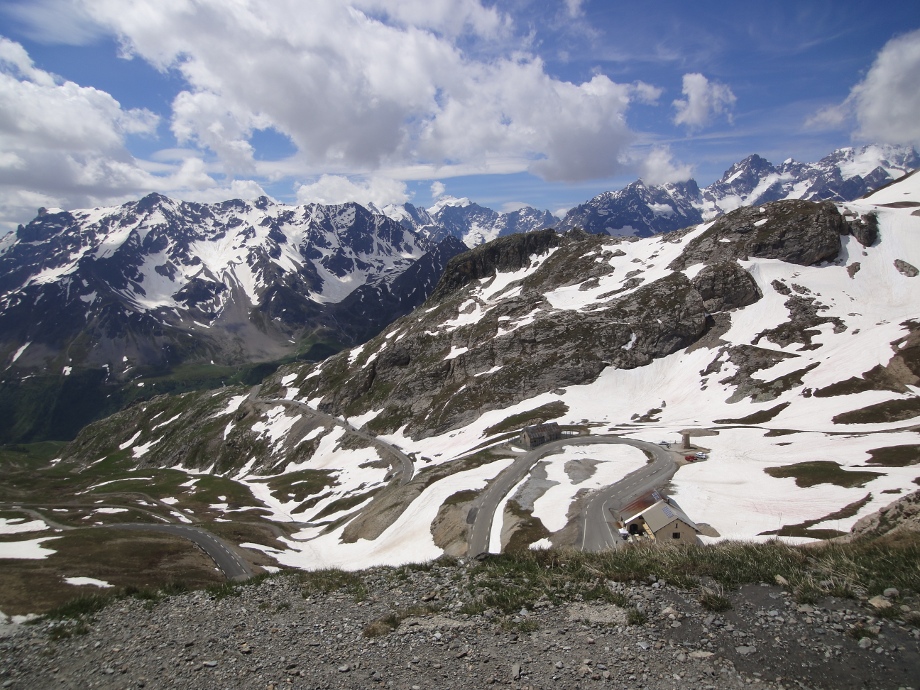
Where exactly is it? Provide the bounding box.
[299,568,367,601]
[698,585,732,612]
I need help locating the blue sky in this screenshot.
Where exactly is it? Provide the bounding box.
[0,0,918,230]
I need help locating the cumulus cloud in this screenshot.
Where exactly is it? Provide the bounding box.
[295,175,409,208]
[631,81,663,105]
[430,181,447,199]
[808,29,920,145]
[0,37,274,231]
[672,73,736,129]
[0,37,161,228]
[351,0,509,37]
[1,0,104,46]
[70,0,649,182]
[636,147,694,185]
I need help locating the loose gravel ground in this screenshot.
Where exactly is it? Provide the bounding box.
[1,561,918,690]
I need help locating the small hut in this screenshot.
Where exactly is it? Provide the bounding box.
[521,422,562,449]
[622,495,700,544]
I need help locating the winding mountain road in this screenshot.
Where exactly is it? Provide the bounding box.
[109,523,253,581]
[0,502,255,581]
[468,435,677,556]
[257,397,415,485]
[580,439,675,552]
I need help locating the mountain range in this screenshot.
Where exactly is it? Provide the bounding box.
[0,194,467,377]
[0,143,916,446]
[56,169,920,570]
[554,143,920,237]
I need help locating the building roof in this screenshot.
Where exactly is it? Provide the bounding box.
[620,490,661,519]
[628,498,699,534]
[522,422,561,436]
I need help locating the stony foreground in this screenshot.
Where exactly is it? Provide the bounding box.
[1,560,918,690]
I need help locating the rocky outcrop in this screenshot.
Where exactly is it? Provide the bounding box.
[428,229,562,301]
[849,490,920,539]
[894,259,919,278]
[308,247,710,437]
[690,261,762,313]
[847,212,879,247]
[670,200,845,270]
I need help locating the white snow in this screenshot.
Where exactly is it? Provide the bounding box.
[92,507,129,515]
[118,430,142,450]
[64,577,113,588]
[280,373,299,387]
[10,342,29,363]
[83,476,153,492]
[132,438,160,458]
[445,345,469,360]
[243,457,513,570]
[152,413,182,431]
[0,537,60,559]
[214,394,248,418]
[251,405,302,454]
[347,409,382,429]
[529,445,648,533]
[0,518,48,534]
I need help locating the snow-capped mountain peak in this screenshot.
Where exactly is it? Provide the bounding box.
[557,144,918,237]
[0,194,465,374]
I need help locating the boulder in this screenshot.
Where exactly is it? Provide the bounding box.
[690,261,763,313]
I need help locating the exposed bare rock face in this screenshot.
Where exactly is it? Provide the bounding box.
[690,261,763,313]
[849,490,920,539]
[670,199,846,270]
[428,229,562,300]
[297,224,772,438]
[847,212,879,247]
[894,259,919,278]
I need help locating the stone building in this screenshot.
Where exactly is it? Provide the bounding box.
[521,423,562,449]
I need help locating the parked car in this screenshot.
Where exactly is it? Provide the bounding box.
[695,452,708,460]
[684,455,696,462]
[658,441,669,447]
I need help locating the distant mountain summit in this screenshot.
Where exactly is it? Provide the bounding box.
[382,198,557,247]
[0,193,464,376]
[558,144,919,237]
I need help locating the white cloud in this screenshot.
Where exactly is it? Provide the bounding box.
[295,175,409,208]
[0,37,162,228]
[636,147,694,185]
[849,29,920,144]
[564,0,585,18]
[804,29,920,146]
[1,0,104,46]
[0,38,274,231]
[672,73,736,129]
[631,81,663,105]
[72,0,647,183]
[351,0,509,37]
[430,181,446,199]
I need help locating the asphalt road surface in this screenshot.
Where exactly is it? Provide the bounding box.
[111,523,253,581]
[580,440,675,551]
[259,397,414,485]
[468,436,676,556]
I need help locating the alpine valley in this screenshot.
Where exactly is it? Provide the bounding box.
[1,137,918,603]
